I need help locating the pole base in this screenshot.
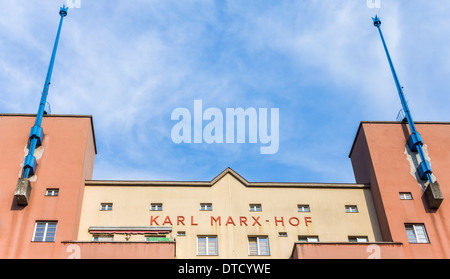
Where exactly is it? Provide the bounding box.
[14,178,32,206]
[424,182,444,210]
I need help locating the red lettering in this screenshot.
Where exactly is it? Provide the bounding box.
[150,216,159,226]
[289,217,300,226]
[177,216,185,226]
[211,216,221,226]
[225,216,236,226]
[240,216,248,226]
[162,216,173,226]
[305,216,312,226]
[191,216,198,226]
[274,216,284,226]
[252,216,262,226]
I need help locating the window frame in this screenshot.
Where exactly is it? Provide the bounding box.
[92,234,114,242]
[100,203,113,211]
[32,221,57,242]
[297,204,311,212]
[249,204,262,212]
[248,236,270,256]
[400,192,413,200]
[345,205,359,213]
[405,224,429,243]
[200,203,213,211]
[45,188,59,196]
[197,235,218,256]
[348,236,369,243]
[298,235,319,242]
[150,203,163,211]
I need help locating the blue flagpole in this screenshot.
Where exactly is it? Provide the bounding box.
[22,5,68,178]
[372,15,433,184]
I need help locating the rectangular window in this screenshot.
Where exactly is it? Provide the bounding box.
[32,222,57,242]
[405,224,429,243]
[200,203,212,211]
[45,188,59,196]
[348,236,369,243]
[197,236,218,256]
[100,203,113,211]
[248,236,270,256]
[400,192,413,200]
[177,231,186,237]
[92,235,114,242]
[278,232,288,237]
[298,236,319,242]
[249,204,262,212]
[345,205,358,213]
[297,204,311,212]
[151,203,163,211]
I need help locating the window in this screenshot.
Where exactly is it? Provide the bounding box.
[177,231,186,237]
[297,204,311,212]
[248,236,270,256]
[348,236,369,242]
[345,205,358,213]
[32,222,57,242]
[197,236,218,256]
[400,192,413,200]
[298,236,319,242]
[278,232,288,237]
[100,203,113,211]
[92,235,114,242]
[45,188,59,196]
[200,203,212,211]
[151,203,163,211]
[405,224,429,243]
[249,204,262,212]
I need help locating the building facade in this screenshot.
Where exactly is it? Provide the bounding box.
[0,114,448,259]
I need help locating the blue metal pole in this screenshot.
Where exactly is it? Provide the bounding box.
[22,5,68,178]
[372,15,433,184]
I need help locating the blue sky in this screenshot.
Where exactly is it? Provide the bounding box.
[1,0,450,183]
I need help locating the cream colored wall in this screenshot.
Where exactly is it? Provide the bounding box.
[78,173,382,259]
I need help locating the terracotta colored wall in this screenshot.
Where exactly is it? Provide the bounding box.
[292,242,404,259]
[60,242,175,259]
[350,122,450,259]
[0,115,96,258]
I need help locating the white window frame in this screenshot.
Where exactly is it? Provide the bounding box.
[405,224,429,243]
[100,203,113,211]
[400,192,413,200]
[298,236,319,242]
[248,236,270,256]
[200,203,212,211]
[197,236,218,256]
[32,221,57,242]
[345,205,358,213]
[45,188,59,196]
[150,203,163,211]
[348,236,369,243]
[297,204,311,212]
[249,204,262,212]
[92,234,114,242]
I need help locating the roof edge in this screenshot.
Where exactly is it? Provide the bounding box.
[85,167,369,189]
